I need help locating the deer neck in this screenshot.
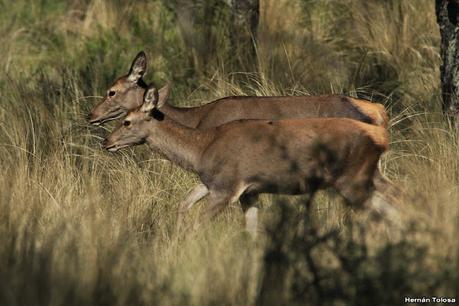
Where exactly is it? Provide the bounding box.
[145,117,214,171]
[159,103,207,128]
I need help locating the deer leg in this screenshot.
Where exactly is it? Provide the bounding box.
[337,180,400,225]
[189,191,230,234]
[203,182,251,220]
[373,170,405,206]
[178,183,209,215]
[373,169,391,192]
[367,191,401,226]
[335,159,382,209]
[240,193,260,238]
[203,190,236,221]
[335,177,372,210]
[176,184,209,231]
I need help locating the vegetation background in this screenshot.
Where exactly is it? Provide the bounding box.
[0,0,457,305]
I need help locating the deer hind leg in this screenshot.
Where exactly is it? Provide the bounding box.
[240,193,260,239]
[373,170,405,206]
[334,172,374,210]
[337,176,400,225]
[373,169,392,192]
[334,153,382,208]
[339,185,372,210]
[368,192,401,226]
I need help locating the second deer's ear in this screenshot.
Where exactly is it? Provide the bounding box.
[156,83,171,109]
[127,51,147,83]
[140,84,158,113]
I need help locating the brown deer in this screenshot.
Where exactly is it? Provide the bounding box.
[103,84,394,235]
[88,51,397,204]
[88,51,388,128]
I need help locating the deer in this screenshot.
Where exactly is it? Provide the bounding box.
[102,84,396,236]
[88,51,399,209]
[88,52,388,128]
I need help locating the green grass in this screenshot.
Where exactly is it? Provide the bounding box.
[0,0,457,305]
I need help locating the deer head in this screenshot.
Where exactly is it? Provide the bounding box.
[88,51,148,125]
[103,83,171,151]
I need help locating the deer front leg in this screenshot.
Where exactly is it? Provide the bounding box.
[178,183,209,214]
[177,184,209,230]
[201,184,249,222]
[204,191,234,220]
[197,183,249,232]
[240,193,259,239]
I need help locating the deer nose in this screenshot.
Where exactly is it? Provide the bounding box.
[102,139,109,148]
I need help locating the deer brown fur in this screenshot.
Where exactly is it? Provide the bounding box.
[88,52,396,196]
[88,51,388,129]
[103,84,391,234]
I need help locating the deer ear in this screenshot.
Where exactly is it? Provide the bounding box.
[127,51,147,83]
[156,83,171,109]
[140,84,158,113]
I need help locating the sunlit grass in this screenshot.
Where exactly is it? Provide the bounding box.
[0,0,457,305]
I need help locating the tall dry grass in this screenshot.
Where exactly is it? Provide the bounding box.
[0,0,457,305]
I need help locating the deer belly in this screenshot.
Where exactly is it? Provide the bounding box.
[250,174,320,196]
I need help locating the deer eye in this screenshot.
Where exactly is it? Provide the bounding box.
[108,90,116,97]
[123,120,131,127]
